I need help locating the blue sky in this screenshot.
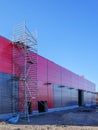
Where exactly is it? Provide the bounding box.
[0,0,98,91]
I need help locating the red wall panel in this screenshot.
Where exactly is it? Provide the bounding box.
[37,55,96,109]
[0,36,96,111]
[38,55,95,93]
[48,60,61,85]
[0,36,12,74]
[38,55,47,81]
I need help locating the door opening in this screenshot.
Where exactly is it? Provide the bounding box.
[27,102,32,114]
[38,101,48,113]
[78,90,84,106]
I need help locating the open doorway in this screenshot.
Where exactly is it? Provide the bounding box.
[38,101,48,113]
[27,102,32,114]
[78,90,84,106]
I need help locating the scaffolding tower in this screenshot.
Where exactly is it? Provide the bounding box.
[12,22,38,121]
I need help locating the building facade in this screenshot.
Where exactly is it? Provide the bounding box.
[0,36,96,117]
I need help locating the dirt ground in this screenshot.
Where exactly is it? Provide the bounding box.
[1,107,98,130]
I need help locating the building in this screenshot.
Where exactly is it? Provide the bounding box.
[0,35,96,119]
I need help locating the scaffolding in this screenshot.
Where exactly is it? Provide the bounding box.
[12,22,38,121]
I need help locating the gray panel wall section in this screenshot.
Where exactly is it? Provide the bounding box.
[54,85,62,107]
[0,72,18,114]
[54,85,78,108]
[53,84,96,108]
[84,91,96,106]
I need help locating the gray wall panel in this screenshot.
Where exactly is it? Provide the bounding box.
[0,72,18,114]
[84,91,96,105]
[53,84,78,108]
[54,85,62,107]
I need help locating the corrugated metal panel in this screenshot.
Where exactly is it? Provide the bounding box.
[54,85,62,107]
[0,72,18,114]
[53,85,78,108]
[84,91,96,105]
[0,36,96,112]
[48,60,61,84]
[0,36,12,74]
[37,54,95,94]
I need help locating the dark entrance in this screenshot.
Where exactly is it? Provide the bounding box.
[78,90,84,106]
[38,101,48,113]
[27,102,32,114]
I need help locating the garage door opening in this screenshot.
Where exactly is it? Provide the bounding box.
[38,101,48,113]
[78,90,84,106]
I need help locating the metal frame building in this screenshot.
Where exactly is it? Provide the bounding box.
[0,35,96,119]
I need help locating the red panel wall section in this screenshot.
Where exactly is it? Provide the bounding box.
[12,45,25,76]
[61,66,96,92]
[37,55,95,109]
[47,60,61,108]
[37,54,96,109]
[0,36,12,74]
[11,44,38,110]
[37,55,47,82]
[48,60,61,85]
[37,55,47,102]
[19,51,38,110]
[0,36,96,111]
[37,55,54,108]
[47,84,54,108]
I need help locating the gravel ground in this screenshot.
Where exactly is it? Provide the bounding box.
[0,107,98,130]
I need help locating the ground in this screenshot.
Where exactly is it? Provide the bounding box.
[0,107,98,130]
